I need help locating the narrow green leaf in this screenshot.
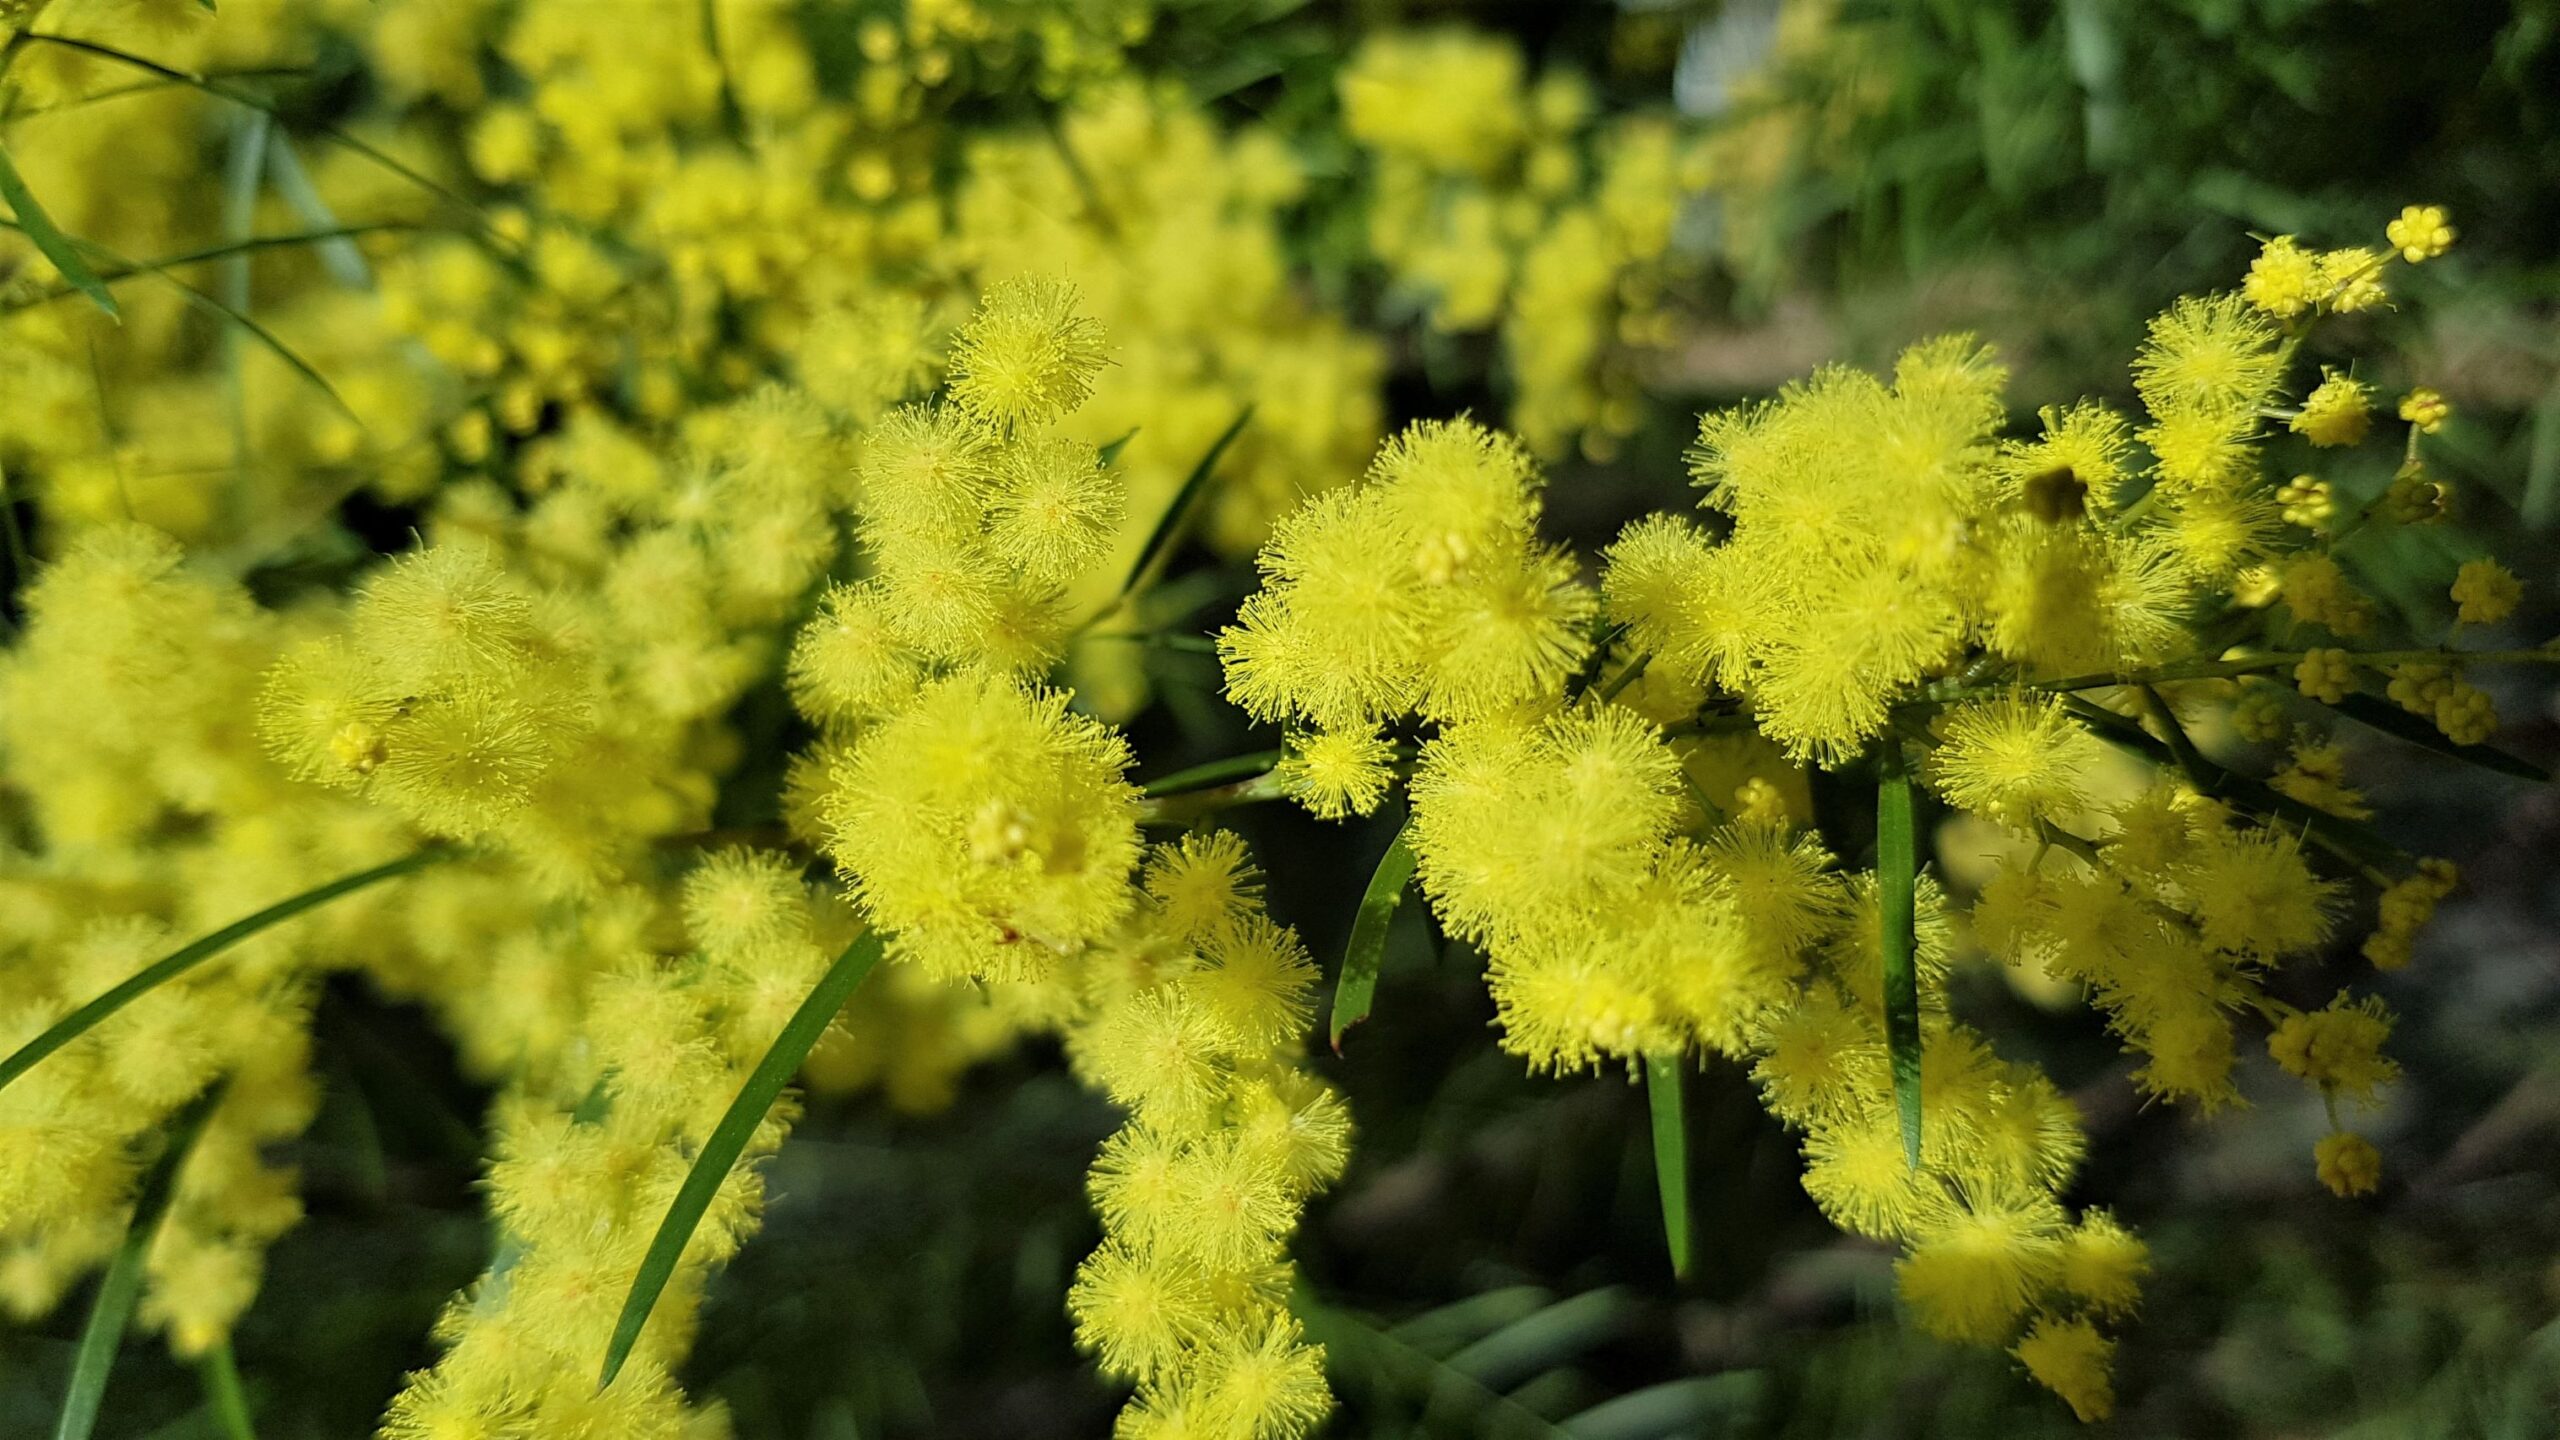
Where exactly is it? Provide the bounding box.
[1876,745,1923,1171]
[569,1075,614,1127]
[1139,747,1281,799]
[1643,1053,1692,1280]
[1096,427,1138,468]
[1386,1286,1553,1352]
[599,929,887,1389]
[1329,821,1416,1054]
[5,69,314,122]
[56,1083,227,1440]
[1562,1375,1765,1440]
[2322,691,2550,783]
[1442,1286,1633,1391]
[1113,405,1252,608]
[17,36,490,226]
[1040,106,1118,240]
[0,218,363,420]
[263,133,375,289]
[152,259,356,420]
[0,225,411,315]
[199,1340,258,1440]
[2525,385,2560,531]
[1295,1291,1571,1440]
[2062,695,2408,873]
[0,846,451,1097]
[0,141,119,320]
[2136,684,2219,794]
[1571,619,1634,695]
[698,0,745,141]
[221,112,271,488]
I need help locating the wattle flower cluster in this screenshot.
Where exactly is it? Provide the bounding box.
[1218,207,2542,1422]
[0,0,2543,1423]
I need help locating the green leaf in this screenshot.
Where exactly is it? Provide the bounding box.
[4,68,312,122]
[0,848,452,1097]
[199,1340,258,1440]
[1329,821,1416,1054]
[2137,683,2220,793]
[2322,691,2551,783]
[0,225,412,315]
[134,254,358,420]
[0,141,119,320]
[263,133,376,289]
[1562,1374,1765,1440]
[698,0,745,141]
[0,218,365,420]
[1296,1291,1570,1440]
[221,112,271,486]
[1443,1286,1633,1392]
[1096,427,1138,468]
[56,1083,226,1440]
[1643,1053,1691,1280]
[1387,1286,1553,1353]
[2062,696,2408,873]
[1040,106,1118,239]
[2525,384,2560,531]
[16,36,490,228]
[1876,745,1923,1171]
[599,928,887,1389]
[1113,404,1252,609]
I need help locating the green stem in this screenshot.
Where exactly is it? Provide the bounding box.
[2137,684,2219,795]
[1134,770,1289,827]
[1657,707,1759,740]
[2034,819,2106,870]
[199,1339,258,1440]
[1922,646,2559,706]
[1080,630,1220,655]
[1876,744,1924,1172]
[1138,749,1283,799]
[1594,650,1653,705]
[0,845,454,1097]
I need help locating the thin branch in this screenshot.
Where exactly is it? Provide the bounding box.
[1136,769,1288,826]
[1594,650,1653,705]
[1919,646,2560,707]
